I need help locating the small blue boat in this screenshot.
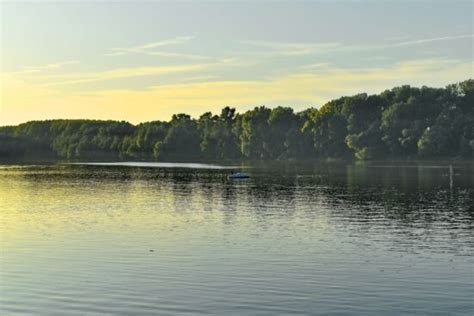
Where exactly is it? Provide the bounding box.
[228,172,250,179]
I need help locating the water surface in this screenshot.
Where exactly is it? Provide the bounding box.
[1,161,473,315]
[67,162,238,169]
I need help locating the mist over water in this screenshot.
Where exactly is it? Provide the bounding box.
[1,162,473,315]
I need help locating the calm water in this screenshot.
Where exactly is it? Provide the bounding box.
[1,161,473,315]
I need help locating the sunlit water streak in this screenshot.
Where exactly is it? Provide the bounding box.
[0,162,473,315]
[67,162,239,169]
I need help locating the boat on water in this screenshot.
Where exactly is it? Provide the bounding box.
[228,172,250,179]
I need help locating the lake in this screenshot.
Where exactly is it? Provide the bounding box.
[1,161,473,315]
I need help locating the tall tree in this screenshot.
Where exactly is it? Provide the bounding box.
[153,114,201,161]
[239,106,272,159]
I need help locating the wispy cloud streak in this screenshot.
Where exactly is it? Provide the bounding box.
[237,33,473,57]
[392,34,474,47]
[239,40,341,56]
[21,58,245,87]
[39,64,210,86]
[12,61,79,74]
[105,36,211,60]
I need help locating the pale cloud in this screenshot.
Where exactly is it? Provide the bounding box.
[298,58,469,80]
[392,34,474,47]
[107,36,193,54]
[101,33,472,64]
[300,63,332,70]
[237,33,474,58]
[37,64,212,87]
[111,51,212,60]
[239,40,342,56]
[6,57,251,88]
[104,36,211,60]
[10,60,79,75]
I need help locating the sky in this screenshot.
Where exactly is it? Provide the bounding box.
[1,0,473,126]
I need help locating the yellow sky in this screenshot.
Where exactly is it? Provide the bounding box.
[1,58,472,125]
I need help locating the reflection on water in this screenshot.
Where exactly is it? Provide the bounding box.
[67,161,239,169]
[1,162,473,315]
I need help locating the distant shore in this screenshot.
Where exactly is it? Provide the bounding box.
[1,80,472,162]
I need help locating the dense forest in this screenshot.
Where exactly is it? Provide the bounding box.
[1,80,473,162]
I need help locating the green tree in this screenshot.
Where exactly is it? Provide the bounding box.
[198,107,241,160]
[1,80,472,162]
[341,94,386,159]
[305,99,352,159]
[239,106,272,159]
[153,114,201,161]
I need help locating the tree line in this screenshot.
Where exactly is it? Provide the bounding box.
[1,80,472,161]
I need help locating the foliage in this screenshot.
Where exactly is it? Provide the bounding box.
[1,80,472,161]
[153,114,201,161]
